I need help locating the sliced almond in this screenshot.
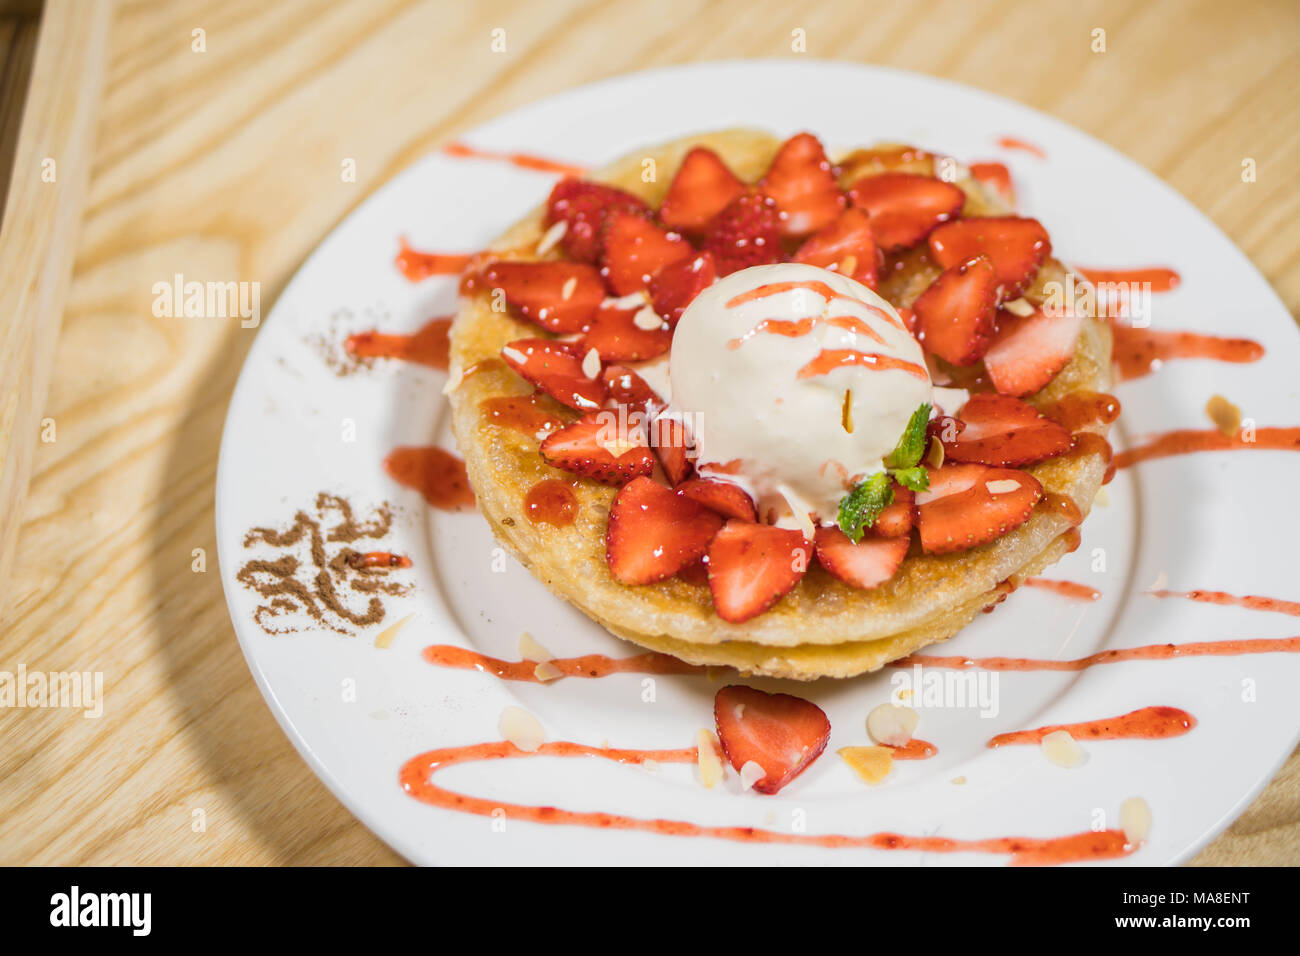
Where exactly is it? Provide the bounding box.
[696,729,725,789]
[1205,394,1242,437]
[838,254,858,277]
[535,219,568,256]
[950,775,967,785]
[1003,297,1035,317]
[866,702,920,747]
[1093,485,1110,508]
[739,760,766,791]
[632,305,664,330]
[533,661,563,682]
[560,276,578,301]
[1120,796,1152,844]
[777,483,816,542]
[518,631,553,662]
[604,290,648,309]
[373,612,413,650]
[1040,729,1087,768]
[581,347,601,379]
[926,434,945,469]
[839,746,893,785]
[985,478,1022,495]
[499,706,545,752]
[441,363,464,395]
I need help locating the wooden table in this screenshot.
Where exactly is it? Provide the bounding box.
[1,0,1296,866]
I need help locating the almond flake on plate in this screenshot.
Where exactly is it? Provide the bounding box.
[739,760,766,791]
[1040,729,1087,768]
[985,478,1021,495]
[866,702,920,747]
[499,706,545,752]
[536,219,567,256]
[697,729,725,789]
[839,746,893,785]
[518,631,553,662]
[533,661,563,682]
[1205,394,1242,436]
[1120,796,1152,843]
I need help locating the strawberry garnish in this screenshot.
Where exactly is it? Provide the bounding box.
[500,338,606,411]
[944,394,1074,467]
[650,416,693,485]
[582,303,671,362]
[759,132,845,237]
[915,463,1043,554]
[601,364,662,414]
[792,207,880,288]
[874,486,915,538]
[846,172,965,250]
[539,411,655,484]
[814,527,909,590]
[649,251,717,326]
[676,478,757,522]
[482,261,605,334]
[913,255,998,366]
[545,179,650,263]
[713,685,830,794]
[599,213,692,295]
[702,193,783,275]
[969,162,1015,207]
[606,477,723,584]
[706,520,809,623]
[658,147,747,232]
[928,217,1051,297]
[983,305,1084,397]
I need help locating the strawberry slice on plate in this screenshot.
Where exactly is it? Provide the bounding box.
[676,478,757,522]
[606,477,723,584]
[814,527,909,590]
[600,213,693,295]
[649,251,717,326]
[846,172,965,250]
[792,207,880,288]
[928,217,1051,296]
[713,685,831,795]
[482,261,605,334]
[649,416,693,485]
[500,338,607,411]
[601,364,662,414]
[983,305,1084,397]
[944,393,1074,466]
[759,132,845,237]
[913,254,998,366]
[707,520,809,623]
[539,411,655,485]
[545,179,650,263]
[582,303,671,362]
[658,147,747,232]
[703,193,784,275]
[915,463,1043,554]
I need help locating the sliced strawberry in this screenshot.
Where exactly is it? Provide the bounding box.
[703,193,783,275]
[928,217,1051,297]
[792,207,879,288]
[649,416,693,485]
[500,338,606,411]
[915,463,1043,554]
[875,486,915,538]
[545,179,650,263]
[601,364,662,414]
[814,527,909,590]
[582,304,671,362]
[539,411,655,484]
[713,685,830,794]
[658,147,747,232]
[482,261,605,333]
[927,414,965,445]
[606,477,723,584]
[759,132,845,237]
[945,394,1074,467]
[649,251,717,326]
[983,306,1084,397]
[969,162,1015,207]
[676,478,757,522]
[599,213,692,295]
[913,255,998,366]
[707,520,809,623]
[846,173,965,250]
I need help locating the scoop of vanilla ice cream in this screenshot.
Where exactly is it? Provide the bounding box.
[667,263,931,524]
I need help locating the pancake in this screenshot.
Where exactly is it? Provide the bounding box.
[447,129,1112,680]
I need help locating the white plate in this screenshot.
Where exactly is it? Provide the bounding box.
[216,60,1300,866]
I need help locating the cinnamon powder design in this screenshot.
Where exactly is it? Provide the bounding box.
[237,493,412,635]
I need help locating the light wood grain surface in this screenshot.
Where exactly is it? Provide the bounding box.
[1,0,1296,866]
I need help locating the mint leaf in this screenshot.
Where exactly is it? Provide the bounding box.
[837,471,894,544]
[890,465,930,493]
[883,403,932,470]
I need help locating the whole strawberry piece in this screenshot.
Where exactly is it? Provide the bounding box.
[713,685,831,794]
[545,179,651,263]
[703,193,783,276]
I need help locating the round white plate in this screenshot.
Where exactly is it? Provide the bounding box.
[216,60,1300,866]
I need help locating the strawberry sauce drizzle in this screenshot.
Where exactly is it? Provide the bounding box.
[398,740,1134,864]
[395,238,477,282]
[727,313,889,350]
[798,349,929,381]
[422,644,704,681]
[988,706,1196,747]
[480,394,565,436]
[891,738,937,760]
[1040,391,1121,431]
[347,550,413,569]
[525,479,578,527]
[383,446,475,510]
[1115,427,1300,469]
[442,141,587,177]
[345,316,452,370]
[1110,325,1265,382]
[1078,266,1180,293]
[1149,589,1300,617]
[901,636,1300,672]
[725,280,907,330]
[995,136,1046,158]
[1023,578,1100,601]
